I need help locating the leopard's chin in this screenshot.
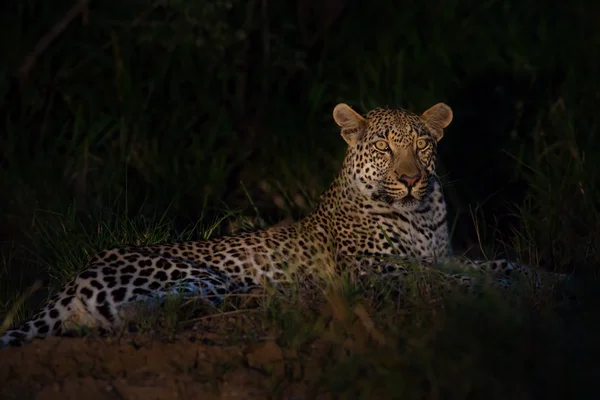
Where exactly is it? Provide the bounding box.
[394,195,422,211]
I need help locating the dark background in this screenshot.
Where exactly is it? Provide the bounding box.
[0,0,598,292]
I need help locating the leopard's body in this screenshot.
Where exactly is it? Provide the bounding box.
[0,103,553,347]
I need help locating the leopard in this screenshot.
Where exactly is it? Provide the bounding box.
[0,102,564,347]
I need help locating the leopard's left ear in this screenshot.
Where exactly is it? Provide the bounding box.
[422,103,453,142]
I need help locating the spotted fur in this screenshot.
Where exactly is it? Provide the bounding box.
[0,103,563,347]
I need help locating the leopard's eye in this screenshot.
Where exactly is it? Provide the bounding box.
[374,140,389,151]
[416,138,428,150]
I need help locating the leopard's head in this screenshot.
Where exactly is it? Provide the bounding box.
[333,102,452,211]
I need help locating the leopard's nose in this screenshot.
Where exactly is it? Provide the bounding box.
[399,173,421,188]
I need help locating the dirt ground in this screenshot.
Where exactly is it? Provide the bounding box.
[0,330,320,400]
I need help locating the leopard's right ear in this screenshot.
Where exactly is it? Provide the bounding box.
[333,103,366,147]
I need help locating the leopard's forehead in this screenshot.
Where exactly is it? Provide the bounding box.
[364,107,431,141]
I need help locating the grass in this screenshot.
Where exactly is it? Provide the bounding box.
[1,188,596,398]
[104,265,600,398]
[1,0,600,397]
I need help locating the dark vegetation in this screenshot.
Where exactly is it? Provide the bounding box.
[1,0,599,398]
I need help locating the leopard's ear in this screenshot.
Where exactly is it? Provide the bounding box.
[333,103,366,146]
[422,103,453,142]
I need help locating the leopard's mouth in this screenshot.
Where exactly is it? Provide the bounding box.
[371,188,423,205]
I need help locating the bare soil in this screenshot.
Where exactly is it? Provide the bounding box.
[0,329,322,400]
